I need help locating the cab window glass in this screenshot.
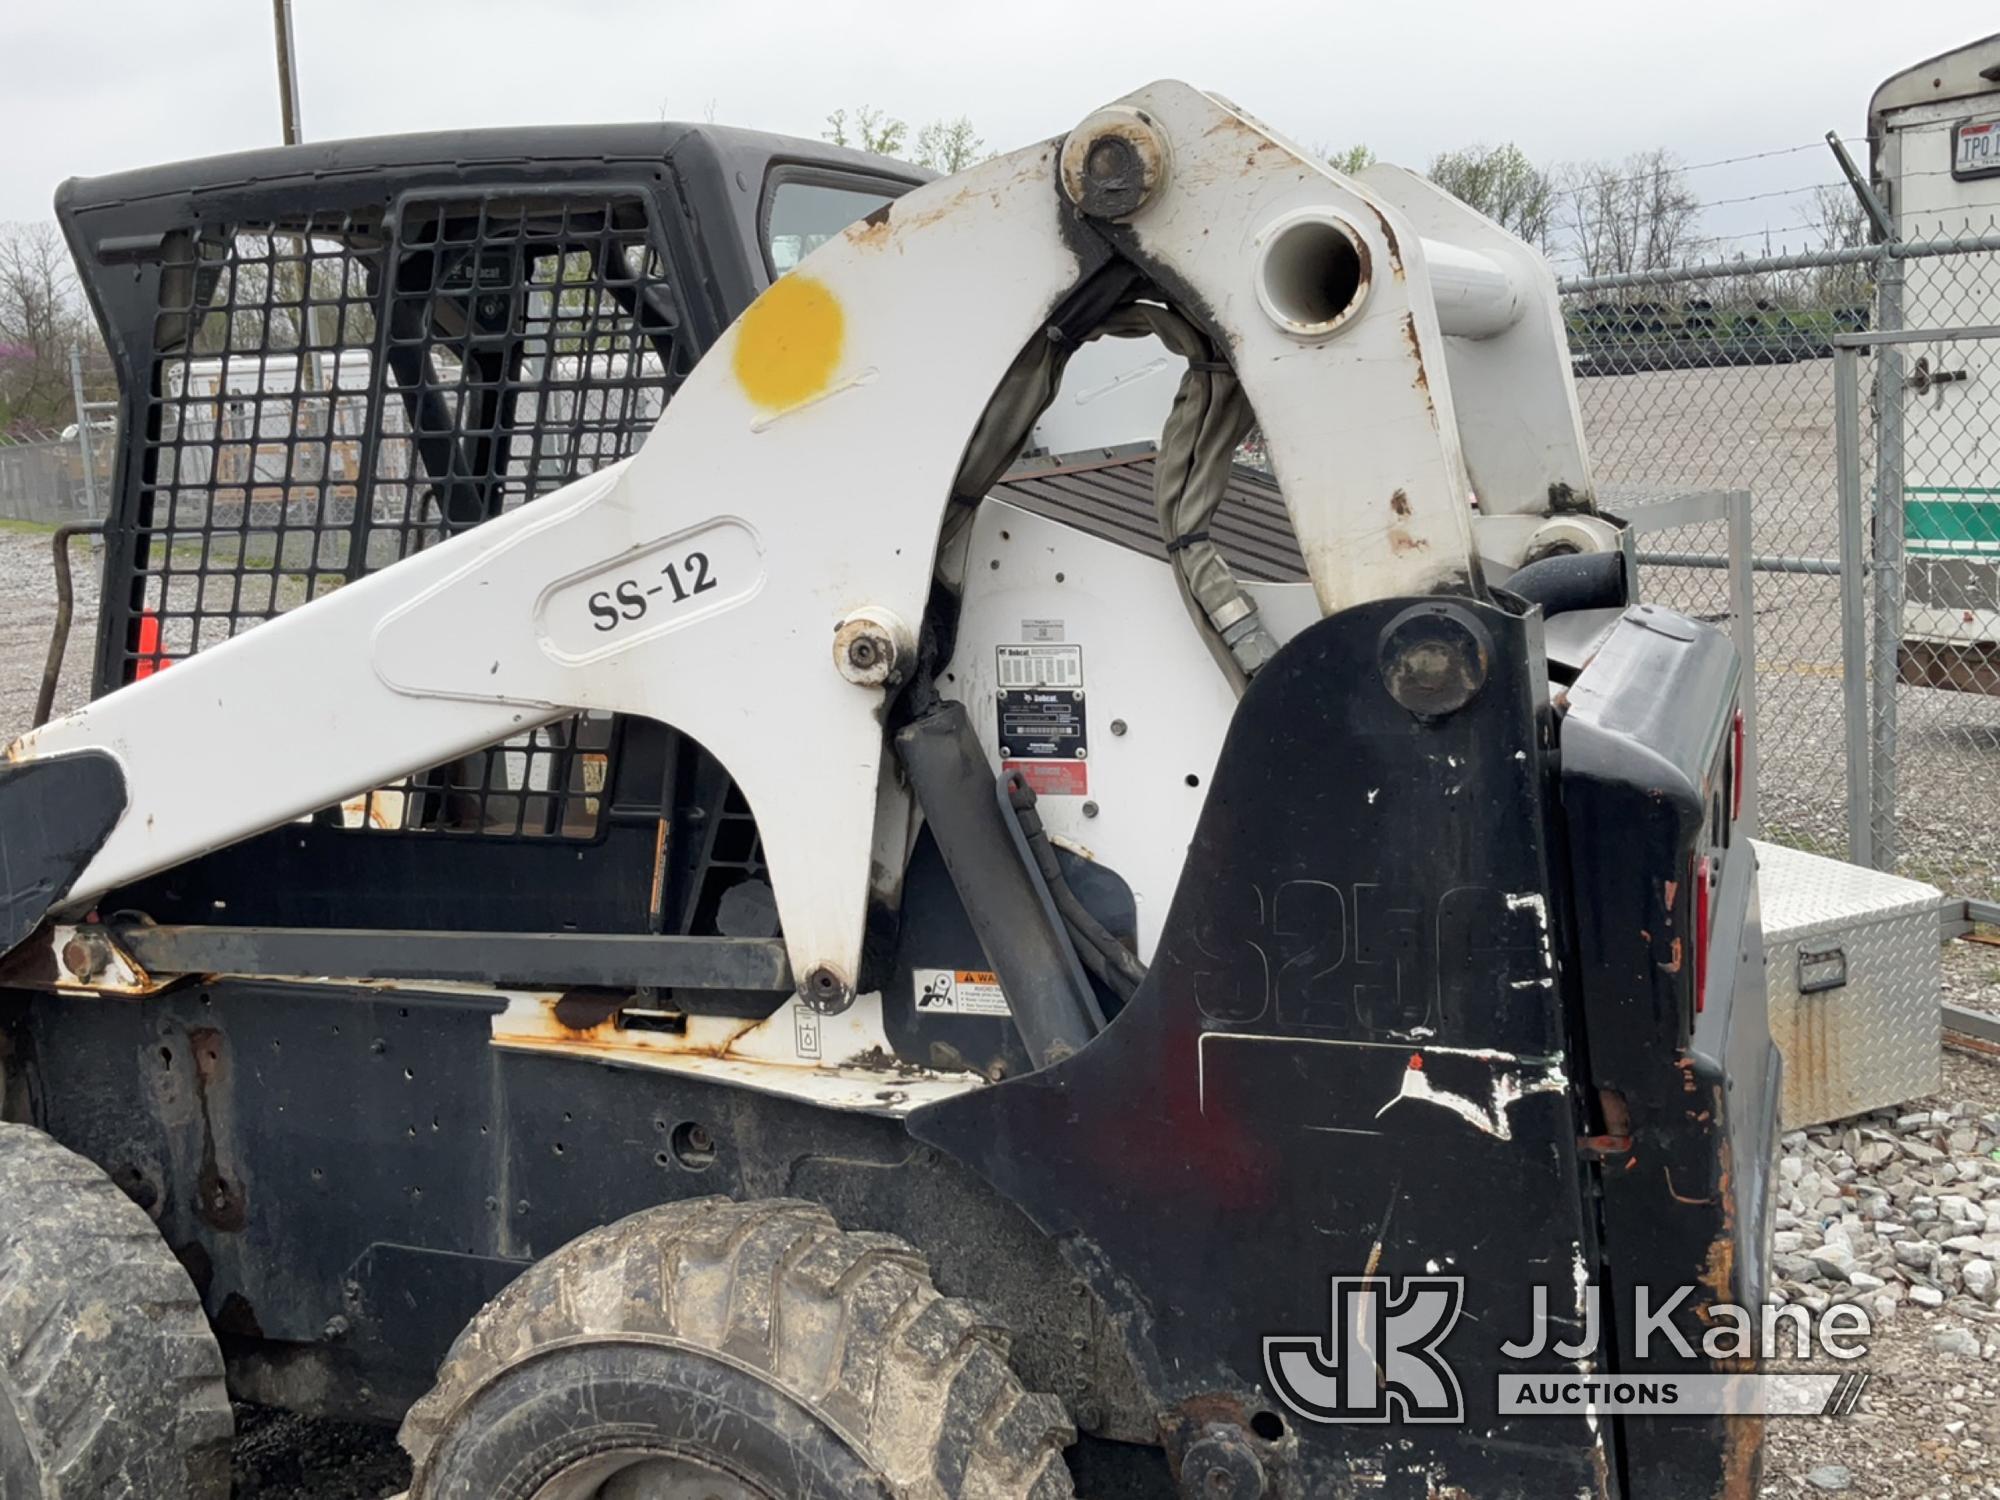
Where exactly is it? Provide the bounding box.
[766,180,896,273]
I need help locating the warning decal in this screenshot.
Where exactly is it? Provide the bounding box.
[914,968,1011,1017]
[793,1002,822,1060]
[1004,759,1088,796]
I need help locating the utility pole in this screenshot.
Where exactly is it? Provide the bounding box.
[269,1,327,390]
[272,0,303,145]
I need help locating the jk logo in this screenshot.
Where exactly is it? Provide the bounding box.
[1264,1276,1465,1424]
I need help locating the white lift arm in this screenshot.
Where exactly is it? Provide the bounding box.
[6,82,1604,1006]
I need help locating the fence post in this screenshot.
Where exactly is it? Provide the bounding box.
[1834,343,1872,866]
[1726,489,1761,835]
[68,344,101,522]
[1868,244,1905,871]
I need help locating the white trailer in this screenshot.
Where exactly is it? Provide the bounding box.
[1870,33,2000,689]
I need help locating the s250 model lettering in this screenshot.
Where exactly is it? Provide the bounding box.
[587,551,718,632]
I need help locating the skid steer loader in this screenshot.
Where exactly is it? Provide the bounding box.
[0,84,1776,1500]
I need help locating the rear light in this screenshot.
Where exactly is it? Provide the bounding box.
[1730,708,1744,824]
[1692,854,1712,1014]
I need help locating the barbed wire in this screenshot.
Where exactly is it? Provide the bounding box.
[1543,138,1867,203]
[1554,162,2000,260]
[1541,120,1992,214]
[1546,122,1993,215]
[1550,186,1845,261]
[1562,195,2000,256]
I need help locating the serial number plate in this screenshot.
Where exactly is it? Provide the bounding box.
[1956,117,2000,180]
[539,519,763,661]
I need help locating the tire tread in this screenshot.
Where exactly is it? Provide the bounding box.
[401,1196,1074,1499]
[0,1122,231,1499]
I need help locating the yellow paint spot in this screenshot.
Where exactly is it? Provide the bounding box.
[732,274,844,411]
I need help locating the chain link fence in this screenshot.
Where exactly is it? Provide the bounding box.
[1561,229,2000,904]
[1863,241,2000,902]
[0,426,111,524]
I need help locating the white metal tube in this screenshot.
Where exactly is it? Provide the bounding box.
[1418,237,1522,339]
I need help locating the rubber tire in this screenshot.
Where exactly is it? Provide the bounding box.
[0,1122,233,1499]
[400,1197,1076,1500]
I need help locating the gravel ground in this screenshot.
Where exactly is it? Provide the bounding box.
[1758,1048,2000,1497]
[4,499,1997,1496]
[0,524,97,730]
[227,1408,406,1499]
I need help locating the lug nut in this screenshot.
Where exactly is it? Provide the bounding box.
[1176,1424,1264,1500]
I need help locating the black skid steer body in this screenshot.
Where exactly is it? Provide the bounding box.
[0,108,1775,1500]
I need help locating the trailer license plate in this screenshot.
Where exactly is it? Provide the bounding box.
[1955,118,2000,180]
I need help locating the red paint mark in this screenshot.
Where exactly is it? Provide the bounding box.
[1731,710,1745,823]
[1693,855,1712,1013]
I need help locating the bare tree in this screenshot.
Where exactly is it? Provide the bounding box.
[914,116,985,174]
[1559,150,1702,278]
[1427,143,1556,247]
[822,106,908,158]
[0,222,102,433]
[1796,183,1873,307]
[1797,183,1869,253]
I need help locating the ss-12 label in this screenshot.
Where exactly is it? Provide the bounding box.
[540,518,762,661]
[587,549,718,630]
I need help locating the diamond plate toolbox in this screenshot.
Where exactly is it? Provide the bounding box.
[1755,839,1942,1128]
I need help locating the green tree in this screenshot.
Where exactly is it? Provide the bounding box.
[1428,142,1557,247]
[822,106,908,158]
[1323,144,1376,175]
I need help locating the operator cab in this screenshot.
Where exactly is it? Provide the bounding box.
[55,124,920,933]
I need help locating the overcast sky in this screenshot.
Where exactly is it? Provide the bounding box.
[2,1,1989,261]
